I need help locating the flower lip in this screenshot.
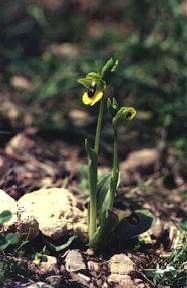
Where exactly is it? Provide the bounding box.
[87,81,97,98]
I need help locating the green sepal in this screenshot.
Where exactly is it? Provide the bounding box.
[111,60,119,72]
[77,78,92,88]
[87,72,101,80]
[101,58,119,80]
[101,58,114,78]
[77,78,90,88]
[0,210,12,224]
[115,209,155,241]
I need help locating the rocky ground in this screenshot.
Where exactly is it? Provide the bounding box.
[0,130,186,288]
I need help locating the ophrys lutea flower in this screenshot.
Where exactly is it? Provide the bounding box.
[82,81,104,106]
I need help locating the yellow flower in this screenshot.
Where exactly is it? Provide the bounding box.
[82,81,104,106]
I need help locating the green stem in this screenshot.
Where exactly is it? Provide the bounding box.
[89,97,105,242]
[94,97,105,155]
[109,125,119,209]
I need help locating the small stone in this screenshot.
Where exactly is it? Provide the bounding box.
[88,261,100,272]
[65,249,86,272]
[150,219,164,239]
[109,254,136,274]
[134,278,147,288]
[37,256,57,274]
[5,133,35,155]
[108,274,137,288]
[46,275,62,287]
[86,248,94,256]
[27,282,53,288]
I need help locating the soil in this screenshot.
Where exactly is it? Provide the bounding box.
[0,129,186,288]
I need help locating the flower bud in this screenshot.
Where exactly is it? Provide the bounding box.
[113,107,136,127]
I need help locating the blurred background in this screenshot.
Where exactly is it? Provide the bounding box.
[0,0,186,163]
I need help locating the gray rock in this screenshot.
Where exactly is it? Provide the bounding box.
[35,256,57,274]
[108,274,138,288]
[109,254,136,274]
[26,282,53,288]
[65,249,86,272]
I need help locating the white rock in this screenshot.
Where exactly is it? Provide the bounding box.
[108,274,137,288]
[0,189,39,240]
[0,189,16,208]
[37,256,57,274]
[65,249,86,272]
[109,254,136,274]
[18,188,87,240]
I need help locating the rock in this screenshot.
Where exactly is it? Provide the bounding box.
[65,249,86,272]
[18,188,87,241]
[108,274,137,288]
[48,43,81,58]
[5,133,35,155]
[0,189,39,240]
[27,282,53,288]
[120,148,159,175]
[6,214,39,240]
[0,189,16,209]
[10,75,32,90]
[109,254,136,274]
[46,275,62,287]
[37,256,57,274]
[87,261,100,272]
[150,219,164,239]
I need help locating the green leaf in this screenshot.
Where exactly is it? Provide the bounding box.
[0,235,7,247]
[0,233,18,252]
[45,235,77,252]
[90,210,119,249]
[0,210,12,224]
[5,233,18,245]
[115,209,155,241]
[96,173,111,220]
[0,235,9,252]
[97,172,120,227]
[85,139,98,198]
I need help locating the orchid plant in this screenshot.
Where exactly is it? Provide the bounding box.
[78,58,153,249]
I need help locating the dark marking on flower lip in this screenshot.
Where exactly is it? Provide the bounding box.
[88,83,97,98]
